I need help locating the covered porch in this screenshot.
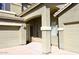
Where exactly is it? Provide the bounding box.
[19,3,65,54]
[26,16,42,43]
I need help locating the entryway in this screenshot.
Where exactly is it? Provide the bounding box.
[26,17,42,43]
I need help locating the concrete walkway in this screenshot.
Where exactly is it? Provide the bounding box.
[0,42,78,55]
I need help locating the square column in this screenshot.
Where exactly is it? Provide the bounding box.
[19,23,26,45]
[41,6,51,54]
[26,24,31,43]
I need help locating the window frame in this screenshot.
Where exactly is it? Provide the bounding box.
[0,3,10,11]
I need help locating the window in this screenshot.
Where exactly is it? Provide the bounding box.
[0,3,10,11]
[22,3,32,11]
[0,3,3,10]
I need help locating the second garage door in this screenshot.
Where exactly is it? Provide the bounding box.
[63,23,79,53]
[0,25,20,48]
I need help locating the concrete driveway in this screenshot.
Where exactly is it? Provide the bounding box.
[0,42,78,55]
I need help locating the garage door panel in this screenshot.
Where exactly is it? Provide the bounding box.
[0,26,20,48]
[0,31,19,39]
[64,23,79,53]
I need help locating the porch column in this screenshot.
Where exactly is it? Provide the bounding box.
[41,6,51,54]
[19,23,26,45]
[26,24,31,43]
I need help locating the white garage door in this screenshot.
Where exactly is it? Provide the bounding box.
[0,25,20,48]
[64,23,79,53]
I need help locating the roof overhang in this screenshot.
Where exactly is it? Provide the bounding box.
[0,10,24,22]
[19,3,73,18]
[0,15,24,22]
[53,3,72,17]
[19,3,41,17]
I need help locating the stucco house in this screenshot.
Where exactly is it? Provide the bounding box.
[0,3,25,48]
[0,3,79,54]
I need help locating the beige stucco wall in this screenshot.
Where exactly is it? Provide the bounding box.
[0,13,14,17]
[0,10,16,17]
[0,3,22,16]
[10,3,22,15]
[59,4,79,53]
[23,7,43,21]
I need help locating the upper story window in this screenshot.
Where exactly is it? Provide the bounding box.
[22,3,33,12]
[0,3,3,10]
[0,3,10,11]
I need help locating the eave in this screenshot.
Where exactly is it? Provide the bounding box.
[54,3,72,17]
[19,3,41,17]
[0,15,24,22]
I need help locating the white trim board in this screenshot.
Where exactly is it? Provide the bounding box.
[0,10,16,15]
[54,3,72,17]
[0,22,22,26]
